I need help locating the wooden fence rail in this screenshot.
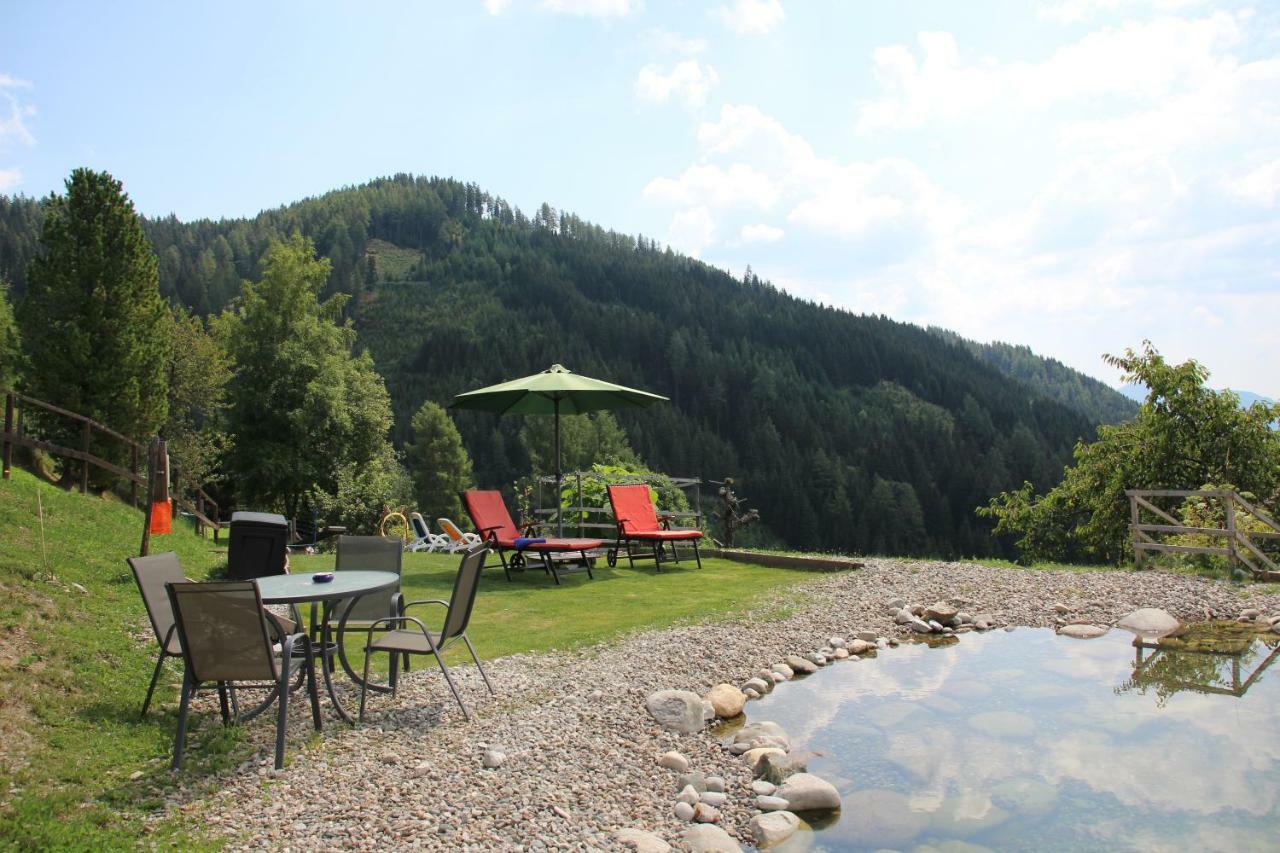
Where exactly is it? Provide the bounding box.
[2,389,223,538]
[1127,488,1280,580]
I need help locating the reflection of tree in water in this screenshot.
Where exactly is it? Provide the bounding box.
[1116,624,1280,708]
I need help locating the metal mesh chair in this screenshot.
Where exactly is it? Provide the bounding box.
[332,535,405,689]
[358,545,494,722]
[166,581,321,770]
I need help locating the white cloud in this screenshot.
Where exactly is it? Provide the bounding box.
[645,29,708,55]
[0,168,20,191]
[1037,0,1207,25]
[539,0,639,17]
[0,74,36,149]
[482,0,512,14]
[740,223,784,243]
[634,60,720,108]
[714,0,784,35]
[667,206,716,256]
[643,162,777,210]
[1226,159,1280,208]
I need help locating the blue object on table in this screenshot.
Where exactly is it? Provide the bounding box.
[312,572,334,583]
[514,537,546,549]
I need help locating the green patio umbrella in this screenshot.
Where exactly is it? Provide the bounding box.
[451,364,668,535]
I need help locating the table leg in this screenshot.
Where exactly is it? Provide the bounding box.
[318,599,356,724]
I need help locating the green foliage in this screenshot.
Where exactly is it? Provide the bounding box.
[18,169,170,475]
[308,441,412,535]
[0,279,20,389]
[406,399,473,522]
[163,306,232,495]
[981,342,1280,563]
[217,234,396,519]
[519,410,638,475]
[555,462,693,529]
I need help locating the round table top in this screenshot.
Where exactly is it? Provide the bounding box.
[255,571,399,604]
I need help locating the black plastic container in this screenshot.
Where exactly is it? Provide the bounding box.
[227,511,289,580]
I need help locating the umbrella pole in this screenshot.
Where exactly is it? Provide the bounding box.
[554,398,563,537]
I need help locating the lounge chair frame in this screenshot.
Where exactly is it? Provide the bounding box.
[606,484,703,572]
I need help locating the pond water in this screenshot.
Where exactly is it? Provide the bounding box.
[740,625,1280,852]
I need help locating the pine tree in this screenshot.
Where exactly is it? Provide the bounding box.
[405,400,473,522]
[19,169,170,482]
[0,280,20,390]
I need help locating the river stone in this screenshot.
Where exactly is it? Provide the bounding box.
[751,780,777,796]
[894,608,916,625]
[1240,608,1261,619]
[744,677,771,694]
[678,785,701,805]
[909,617,933,633]
[786,655,818,675]
[847,639,876,655]
[856,630,878,642]
[928,619,945,632]
[675,801,695,821]
[776,773,841,811]
[615,828,672,852]
[1117,607,1180,638]
[772,662,794,679]
[956,611,973,624]
[755,795,790,811]
[677,771,708,792]
[703,700,716,721]
[482,748,506,768]
[757,751,809,784]
[804,652,827,666]
[743,747,786,770]
[734,721,790,748]
[991,777,1059,817]
[682,824,742,852]
[829,636,846,648]
[840,789,928,847]
[750,811,801,847]
[832,647,850,659]
[924,601,959,622]
[706,775,726,792]
[647,690,706,733]
[658,751,690,772]
[706,683,747,718]
[885,598,906,613]
[1058,624,1108,639]
[700,791,727,806]
[693,802,722,823]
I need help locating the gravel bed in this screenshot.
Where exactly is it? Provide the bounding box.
[161,560,1280,850]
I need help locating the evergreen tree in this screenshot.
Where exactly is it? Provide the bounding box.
[19,169,170,482]
[217,234,395,519]
[0,280,20,390]
[163,306,233,496]
[405,400,473,522]
[520,411,638,475]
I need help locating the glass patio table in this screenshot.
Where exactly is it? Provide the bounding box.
[256,570,398,723]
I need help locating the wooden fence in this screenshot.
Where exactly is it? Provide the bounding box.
[2,389,223,538]
[532,471,703,539]
[1127,489,1280,580]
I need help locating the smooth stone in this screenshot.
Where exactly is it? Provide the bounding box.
[768,671,786,683]
[885,598,906,613]
[956,612,973,624]
[693,802,722,823]
[757,751,810,784]
[706,775,726,793]
[658,751,690,772]
[909,617,933,633]
[646,690,707,733]
[832,647,850,659]
[681,824,742,852]
[674,801,695,821]
[700,791,727,806]
[846,639,876,655]
[677,771,708,793]
[840,789,929,847]
[1053,603,1072,614]
[924,601,959,622]
[702,700,716,721]
[728,742,750,755]
[744,677,771,694]
[743,747,786,770]
[750,811,801,847]
[856,631,878,642]
[751,780,777,796]
[804,652,827,666]
[705,683,748,719]
[785,655,817,674]
[1240,608,1261,619]
[927,619,945,632]
[615,828,672,852]
[755,795,790,811]
[894,608,916,625]
[828,636,846,648]
[743,687,761,699]
[776,772,841,811]
[1058,623,1108,639]
[481,748,506,768]
[734,721,790,748]
[1117,607,1180,638]
[678,785,701,805]
[772,662,794,678]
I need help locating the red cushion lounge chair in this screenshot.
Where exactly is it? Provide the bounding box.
[606,484,703,571]
[461,490,604,585]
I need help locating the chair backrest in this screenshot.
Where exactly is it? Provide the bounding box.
[410,512,430,541]
[462,491,520,543]
[127,551,187,652]
[608,484,660,535]
[438,518,467,543]
[441,544,488,641]
[166,581,278,684]
[334,535,404,622]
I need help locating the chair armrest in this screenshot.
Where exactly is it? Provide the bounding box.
[402,598,450,611]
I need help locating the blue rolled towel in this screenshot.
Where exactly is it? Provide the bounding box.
[514,537,547,549]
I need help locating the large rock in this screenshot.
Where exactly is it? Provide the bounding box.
[733,721,791,750]
[743,677,771,694]
[750,811,801,847]
[785,655,818,675]
[771,663,794,679]
[742,747,786,771]
[924,601,959,622]
[1117,608,1180,638]
[647,690,706,733]
[677,771,708,792]
[757,751,809,784]
[846,639,876,655]
[909,617,933,633]
[894,608,916,625]
[1058,624,1108,639]
[616,828,673,852]
[775,772,841,811]
[705,684,747,718]
[681,823,742,852]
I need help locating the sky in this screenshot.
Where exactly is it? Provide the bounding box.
[3,0,1279,395]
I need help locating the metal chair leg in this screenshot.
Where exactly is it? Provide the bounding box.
[303,639,322,731]
[463,633,494,695]
[275,639,293,770]
[693,540,702,569]
[581,550,594,580]
[141,652,167,718]
[172,673,194,770]
[431,648,471,721]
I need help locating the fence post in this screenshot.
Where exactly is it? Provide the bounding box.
[139,438,158,557]
[196,490,205,538]
[2,392,12,480]
[130,444,138,507]
[1129,493,1142,569]
[79,420,90,494]
[1225,494,1238,575]
[576,471,583,538]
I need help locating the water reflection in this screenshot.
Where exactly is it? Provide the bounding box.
[754,626,1280,852]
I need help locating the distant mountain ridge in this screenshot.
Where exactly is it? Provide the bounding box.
[1,175,1112,557]
[1120,383,1275,408]
[930,329,1138,425]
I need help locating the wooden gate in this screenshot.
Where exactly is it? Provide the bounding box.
[1127,489,1280,580]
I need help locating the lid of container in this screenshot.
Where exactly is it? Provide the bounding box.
[229,511,289,526]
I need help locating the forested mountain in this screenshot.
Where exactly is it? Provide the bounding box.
[929,328,1137,425]
[0,175,1103,557]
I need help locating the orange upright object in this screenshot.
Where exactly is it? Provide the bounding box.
[149,500,172,535]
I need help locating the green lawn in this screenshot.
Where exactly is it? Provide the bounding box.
[0,467,827,848]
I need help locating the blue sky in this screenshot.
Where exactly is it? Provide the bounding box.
[3,0,1279,395]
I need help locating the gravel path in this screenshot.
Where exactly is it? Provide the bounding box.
[166,560,1280,850]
